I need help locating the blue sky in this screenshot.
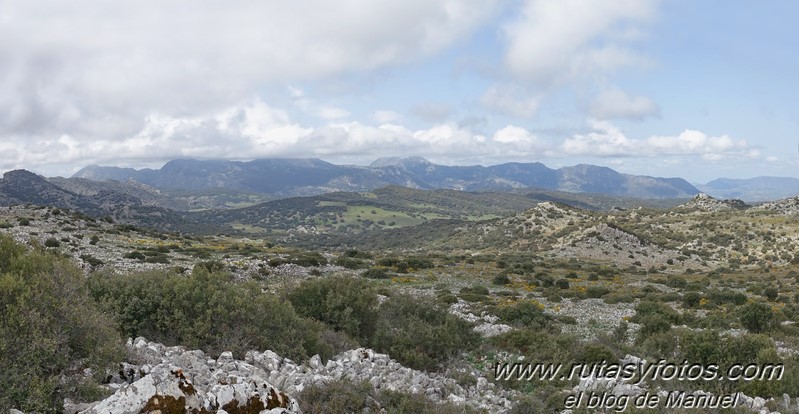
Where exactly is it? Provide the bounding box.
[1,0,797,182]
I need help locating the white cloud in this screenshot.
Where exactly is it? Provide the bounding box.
[487,0,659,119]
[501,0,657,86]
[0,99,550,174]
[318,107,351,121]
[372,110,403,124]
[589,88,660,120]
[561,120,635,156]
[0,1,500,143]
[411,103,454,122]
[562,120,759,160]
[480,86,541,118]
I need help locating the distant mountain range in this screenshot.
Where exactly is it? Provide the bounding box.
[72,157,700,199]
[697,177,799,202]
[6,160,799,247]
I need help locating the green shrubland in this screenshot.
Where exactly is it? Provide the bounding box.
[0,235,123,413]
[88,266,333,361]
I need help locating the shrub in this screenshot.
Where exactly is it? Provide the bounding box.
[375,256,433,273]
[372,294,478,371]
[297,378,477,414]
[376,257,401,267]
[664,275,687,288]
[298,378,375,413]
[460,285,490,296]
[739,302,774,333]
[123,251,146,260]
[613,320,629,343]
[554,279,570,289]
[577,343,615,364]
[79,254,104,267]
[585,286,610,298]
[492,273,512,286]
[535,273,554,287]
[89,268,331,361]
[195,260,227,273]
[343,249,373,259]
[0,235,123,412]
[292,252,328,267]
[492,329,576,366]
[636,314,673,344]
[603,293,634,304]
[405,256,434,270]
[632,301,681,324]
[682,292,703,308]
[438,294,458,305]
[334,256,366,269]
[707,289,747,306]
[286,276,378,343]
[44,237,60,248]
[362,267,390,279]
[270,252,328,267]
[143,253,170,264]
[763,286,779,301]
[495,300,552,330]
[679,329,723,364]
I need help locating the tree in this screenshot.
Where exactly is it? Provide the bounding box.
[285,276,378,343]
[739,302,774,333]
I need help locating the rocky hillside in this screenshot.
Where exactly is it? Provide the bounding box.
[752,196,799,215]
[0,170,196,232]
[49,176,275,211]
[677,193,750,212]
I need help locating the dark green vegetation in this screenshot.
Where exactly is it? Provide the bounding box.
[372,294,479,371]
[191,186,541,239]
[286,277,479,371]
[87,267,336,361]
[0,235,123,413]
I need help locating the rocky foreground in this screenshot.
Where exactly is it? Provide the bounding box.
[69,337,514,414]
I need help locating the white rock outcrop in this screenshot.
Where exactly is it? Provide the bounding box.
[81,337,515,413]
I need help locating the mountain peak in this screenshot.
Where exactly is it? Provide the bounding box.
[370,156,431,168]
[3,169,43,181]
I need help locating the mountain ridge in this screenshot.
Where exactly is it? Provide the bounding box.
[72,157,700,199]
[698,176,799,202]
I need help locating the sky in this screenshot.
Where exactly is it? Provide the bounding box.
[1,0,798,183]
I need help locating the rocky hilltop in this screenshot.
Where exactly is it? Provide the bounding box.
[678,192,749,212]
